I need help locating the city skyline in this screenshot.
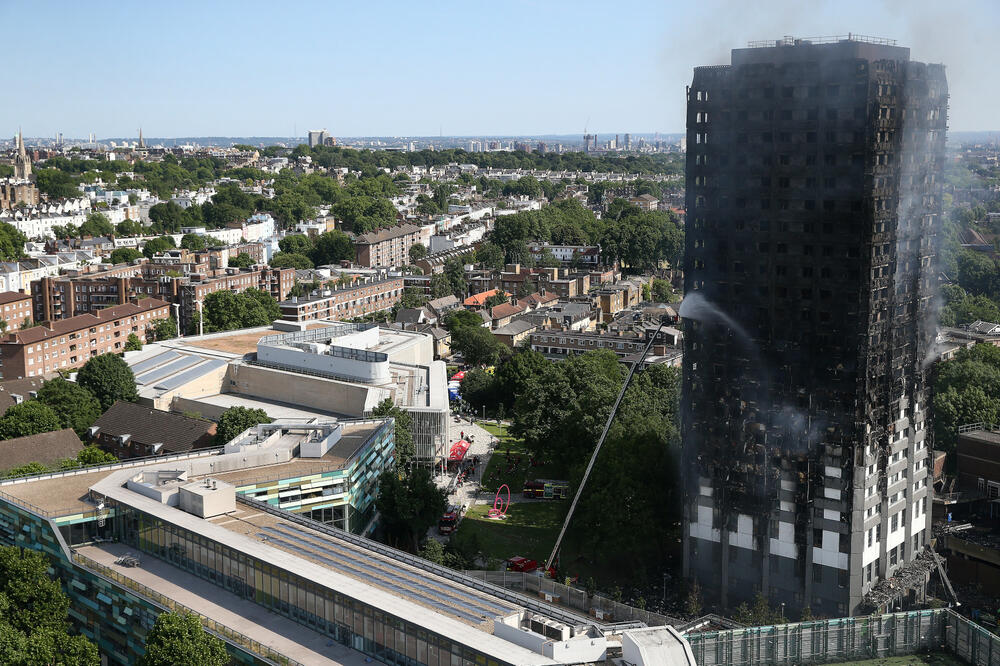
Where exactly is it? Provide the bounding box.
[2,0,997,138]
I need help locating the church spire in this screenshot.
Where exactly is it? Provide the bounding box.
[13,128,31,180]
[138,127,145,149]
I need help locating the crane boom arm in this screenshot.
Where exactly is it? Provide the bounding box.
[544,319,667,573]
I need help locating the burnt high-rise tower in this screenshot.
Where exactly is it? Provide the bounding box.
[681,36,947,616]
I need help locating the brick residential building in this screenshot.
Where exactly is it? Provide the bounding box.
[279,277,405,322]
[355,224,422,267]
[33,262,294,331]
[0,298,170,379]
[0,291,33,331]
[90,401,217,459]
[179,267,294,329]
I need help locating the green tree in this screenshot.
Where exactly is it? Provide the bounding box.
[651,278,674,302]
[125,333,143,351]
[269,251,314,269]
[110,247,144,264]
[148,202,187,232]
[429,273,454,299]
[409,243,428,263]
[215,406,271,445]
[371,398,415,468]
[0,545,99,665]
[376,468,446,550]
[0,401,62,439]
[458,369,496,412]
[278,234,313,255]
[142,235,176,259]
[76,353,139,410]
[34,168,79,198]
[451,326,508,367]
[443,258,467,299]
[419,538,446,565]
[474,242,504,271]
[180,233,208,251]
[35,377,102,437]
[0,222,28,261]
[138,612,228,666]
[79,212,114,238]
[51,224,80,240]
[74,445,118,466]
[484,291,509,308]
[200,288,280,332]
[685,580,703,617]
[230,252,255,268]
[3,461,49,477]
[116,219,144,236]
[442,309,483,331]
[536,249,561,268]
[150,316,178,342]
[494,348,549,409]
[311,230,354,265]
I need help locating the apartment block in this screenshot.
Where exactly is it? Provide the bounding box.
[354,224,421,267]
[278,277,405,322]
[683,37,947,616]
[0,298,170,378]
[34,262,294,330]
[0,291,33,331]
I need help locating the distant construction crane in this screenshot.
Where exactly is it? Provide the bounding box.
[544,316,669,573]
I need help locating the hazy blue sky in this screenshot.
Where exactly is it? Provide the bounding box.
[2,0,996,138]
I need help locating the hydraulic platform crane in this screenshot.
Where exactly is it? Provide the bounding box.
[544,317,669,573]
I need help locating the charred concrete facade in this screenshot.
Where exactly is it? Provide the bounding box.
[681,38,947,617]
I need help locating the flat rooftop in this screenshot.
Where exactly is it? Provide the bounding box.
[959,429,1000,446]
[0,466,111,516]
[180,322,334,356]
[0,421,381,516]
[77,543,368,666]
[209,505,518,628]
[194,393,350,421]
[196,421,381,485]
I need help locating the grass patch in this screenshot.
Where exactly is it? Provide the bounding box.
[828,654,967,666]
[480,422,510,439]
[458,502,564,566]
[480,436,563,495]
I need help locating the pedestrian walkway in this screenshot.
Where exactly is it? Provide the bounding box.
[425,417,501,543]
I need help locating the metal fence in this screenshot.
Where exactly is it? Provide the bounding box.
[258,322,374,346]
[461,570,682,627]
[685,608,1000,666]
[73,552,302,666]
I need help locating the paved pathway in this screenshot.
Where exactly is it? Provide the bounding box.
[426,417,502,543]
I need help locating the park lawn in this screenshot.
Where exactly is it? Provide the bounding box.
[456,501,620,584]
[828,655,967,666]
[480,422,510,439]
[480,436,563,495]
[458,502,564,566]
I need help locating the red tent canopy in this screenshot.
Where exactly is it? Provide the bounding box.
[451,371,466,381]
[448,440,470,462]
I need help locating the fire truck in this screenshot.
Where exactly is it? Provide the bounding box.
[522,479,569,499]
[437,505,461,535]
